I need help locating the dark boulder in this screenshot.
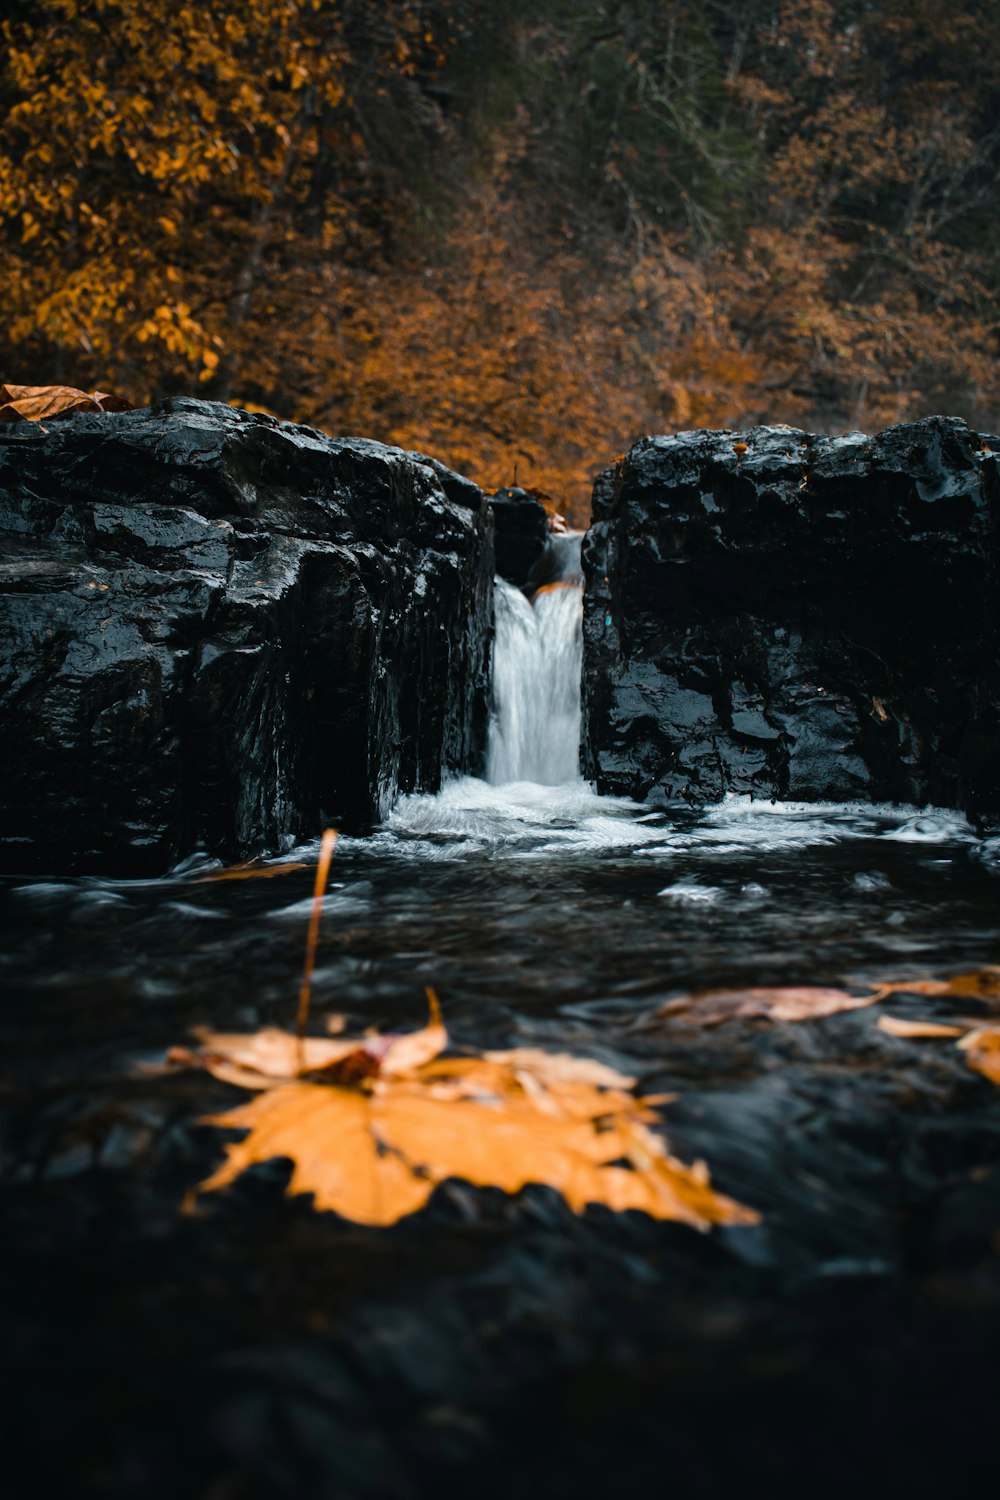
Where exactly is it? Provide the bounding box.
[0,398,494,874]
[489,486,549,588]
[582,417,1000,823]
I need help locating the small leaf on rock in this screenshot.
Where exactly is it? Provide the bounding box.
[958,1026,1000,1084]
[877,1015,966,1039]
[0,383,132,421]
[657,985,879,1026]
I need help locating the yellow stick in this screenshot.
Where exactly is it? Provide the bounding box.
[296,829,338,1043]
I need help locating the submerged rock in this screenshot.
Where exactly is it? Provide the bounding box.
[0,398,494,873]
[582,417,1000,823]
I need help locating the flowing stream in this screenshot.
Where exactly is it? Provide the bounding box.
[3,555,998,1036]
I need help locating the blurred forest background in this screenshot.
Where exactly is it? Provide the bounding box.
[3,0,999,518]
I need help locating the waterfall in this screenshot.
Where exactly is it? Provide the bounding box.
[383,533,612,851]
[486,540,583,786]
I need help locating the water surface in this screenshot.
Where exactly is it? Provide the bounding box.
[3,571,1000,1500]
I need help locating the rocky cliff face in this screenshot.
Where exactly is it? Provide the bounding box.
[8,401,998,875]
[0,398,494,873]
[582,417,1000,824]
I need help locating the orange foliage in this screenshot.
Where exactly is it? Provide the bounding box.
[3,2,998,523]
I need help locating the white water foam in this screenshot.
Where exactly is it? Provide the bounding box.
[378,775,657,857]
[633,796,976,859]
[361,786,979,863]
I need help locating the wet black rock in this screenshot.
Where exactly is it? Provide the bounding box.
[489,487,549,588]
[582,417,1000,823]
[0,398,494,873]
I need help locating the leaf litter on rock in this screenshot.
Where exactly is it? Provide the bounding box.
[176,997,757,1230]
[646,970,1000,1089]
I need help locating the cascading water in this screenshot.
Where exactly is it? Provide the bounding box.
[382,534,985,859]
[486,558,583,787]
[378,531,665,851]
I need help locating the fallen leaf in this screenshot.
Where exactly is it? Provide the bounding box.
[178,1002,451,1090]
[958,1026,1000,1085]
[483,1047,636,1091]
[877,1016,966,1039]
[0,383,131,421]
[657,985,879,1026]
[378,987,448,1076]
[182,1017,758,1229]
[178,1027,370,1090]
[193,1083,435,1224]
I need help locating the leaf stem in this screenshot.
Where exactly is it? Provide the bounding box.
[296,829,338,1048]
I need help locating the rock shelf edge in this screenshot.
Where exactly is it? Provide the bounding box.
[2,403,998,874]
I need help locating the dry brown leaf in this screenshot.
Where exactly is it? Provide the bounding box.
[192,1071,755,1229]
[182,994,450,1092]
[877,1016,966,1039]
[183,1019,757,1229]
[657,985,879,1026]
[876,969,1000,1003]
[378,1087,749,1227]
[958,1026,1000,1085]
[182,1027,372,1090]
[0,383,131,421]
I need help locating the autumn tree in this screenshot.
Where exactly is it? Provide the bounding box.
[2,0,998,521]
[0,1,457,390]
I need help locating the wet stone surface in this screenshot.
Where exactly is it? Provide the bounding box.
[583,417,1000,825]
[0,399,494,874]
[2,795,1000,1498]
